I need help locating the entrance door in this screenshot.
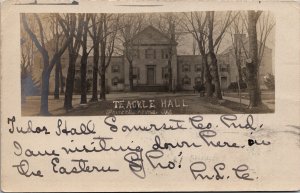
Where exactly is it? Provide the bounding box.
[221,77,227,89]
[147,67,155,85]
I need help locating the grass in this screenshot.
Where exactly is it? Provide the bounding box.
[224,90,275,100]
[22,92,274,116]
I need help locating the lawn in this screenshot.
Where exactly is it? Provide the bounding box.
[224,90,275,100]
[21,92,274,116]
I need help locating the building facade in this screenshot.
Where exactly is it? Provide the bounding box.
[218,34,273,89]
[31,25,273,94]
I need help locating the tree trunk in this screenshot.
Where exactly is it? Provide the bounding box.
[198,36,213,97]
[21,79,26,103]
[129,61,134,91]
[54,58,60,99]
[40,69,51,115]
[209,52,222,99]
[168,58,173,92]
[235,55,243,83]
[99,35,106,100]
[203,54,213,97]
[91,43,99,101]
[80,16,89,105]
[59,62,64,94]
[64,51,76,110]
[201,58,205,84]
[100,70,106,100]
[207,11,222,99]
[80,52,88,104]
[168,21,175,92]
[247,11,262,108]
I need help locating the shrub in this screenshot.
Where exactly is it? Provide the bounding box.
[74,79,92,93]
[228,82,247,91]
[264,73,275,90]
[193,83,205,93]
[176,84,182,91]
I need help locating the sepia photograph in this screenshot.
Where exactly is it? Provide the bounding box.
[2,1,300,192]
[20,11,275,116]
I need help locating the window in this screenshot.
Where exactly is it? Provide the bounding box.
[182,64,190,72]
[194,77,202,84]
[195,64,201,72]
[145,48,156,59]
[162,67,169,79]
[132,67,140,79]
[132,49,140,59]
[221,76,227,81]
[182,76,191,85]
[161,49,169,59]
[88,69,93,74]
[112,77,119,86]
[111,65,120,73]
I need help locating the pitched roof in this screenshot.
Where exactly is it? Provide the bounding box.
[220,39,272,55]
[128,25,177,46]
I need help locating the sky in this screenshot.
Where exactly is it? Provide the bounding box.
[21,11,276,57]
[176,27,275,55]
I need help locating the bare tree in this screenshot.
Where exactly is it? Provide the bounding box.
[155,13,181,92]
[80,14,91,104]
[21,13,72,115]
[119,14,144,91]
[20,25,34,103]
[182,12,213,96]
[49,14,65,99]
[257,12,275,68]
[231,11,274,107]
[246,10,263,108]
[99,13,119,100]
[230,11,275,83]
[229,12,246,83]
[58,13,84,110]
[207,11,238,99]
[192,38,197,55]
[166,17,176,92]
[88,14,101,102]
